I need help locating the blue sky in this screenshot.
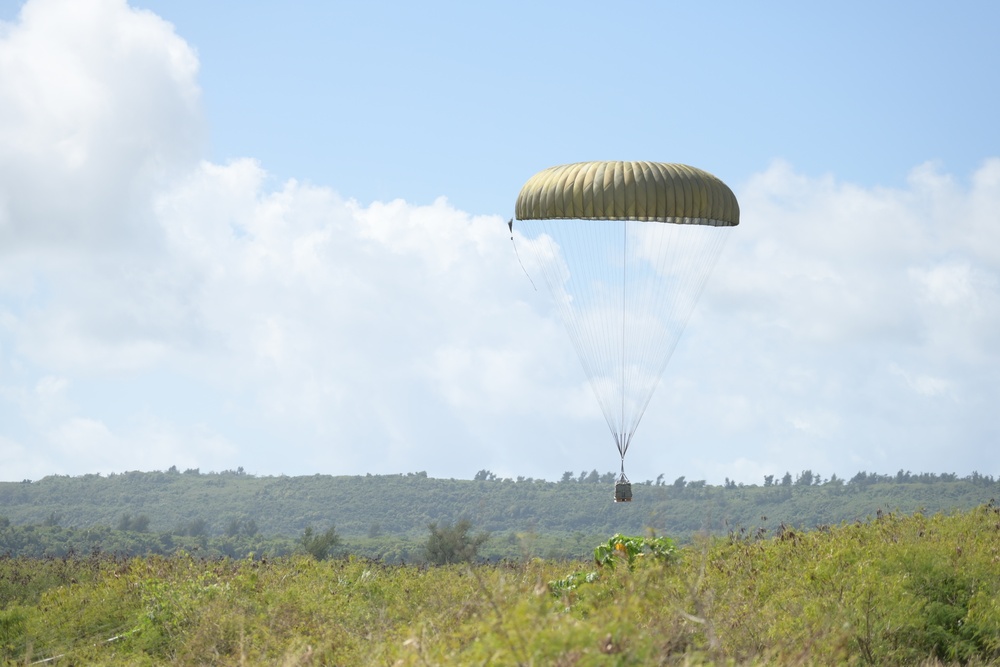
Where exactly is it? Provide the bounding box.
[1,0,998,485]
[49,1,1000,213]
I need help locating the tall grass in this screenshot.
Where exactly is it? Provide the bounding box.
[2,504,999,665]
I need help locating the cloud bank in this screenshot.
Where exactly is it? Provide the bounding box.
[1,0,997,483]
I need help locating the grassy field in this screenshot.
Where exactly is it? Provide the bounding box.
[2,504,999,665]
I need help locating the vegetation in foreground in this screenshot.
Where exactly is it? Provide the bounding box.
[2,504,1000,665]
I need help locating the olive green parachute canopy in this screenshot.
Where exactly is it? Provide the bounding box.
[515,161,739,227]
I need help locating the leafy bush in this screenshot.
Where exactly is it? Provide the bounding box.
[423,519,489,565]
[298,526,341,560]
[593,533,678,570]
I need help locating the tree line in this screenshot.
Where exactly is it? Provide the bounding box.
[1,468,997,562]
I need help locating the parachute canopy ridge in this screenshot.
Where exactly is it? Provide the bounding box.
[515,161,739,227]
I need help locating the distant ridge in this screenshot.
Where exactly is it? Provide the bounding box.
[2,469,996,545]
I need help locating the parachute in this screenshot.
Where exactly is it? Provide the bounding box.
[512,161,739,501]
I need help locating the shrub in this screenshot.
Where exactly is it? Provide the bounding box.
[423,519,489,565]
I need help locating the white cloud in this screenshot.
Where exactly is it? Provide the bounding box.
[43,415,237,475]
[914,261,976,307]
[0,0,202,252]
[887,363,955,400]
[669,159,1000,481]
[0,0,998,483]
[0,434,33,480]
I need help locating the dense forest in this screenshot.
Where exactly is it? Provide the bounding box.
[1,468,996,561]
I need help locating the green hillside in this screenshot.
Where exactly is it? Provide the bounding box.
[1,469,997,561]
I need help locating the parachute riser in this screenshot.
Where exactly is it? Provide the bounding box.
[614,430,635,460]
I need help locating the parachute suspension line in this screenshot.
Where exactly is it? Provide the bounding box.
[515,219,616,437]
[616,453,629,490]
[508,218,536,291]
[513,214,732,481]
[626,224,732,429]
[620,219,627,460]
